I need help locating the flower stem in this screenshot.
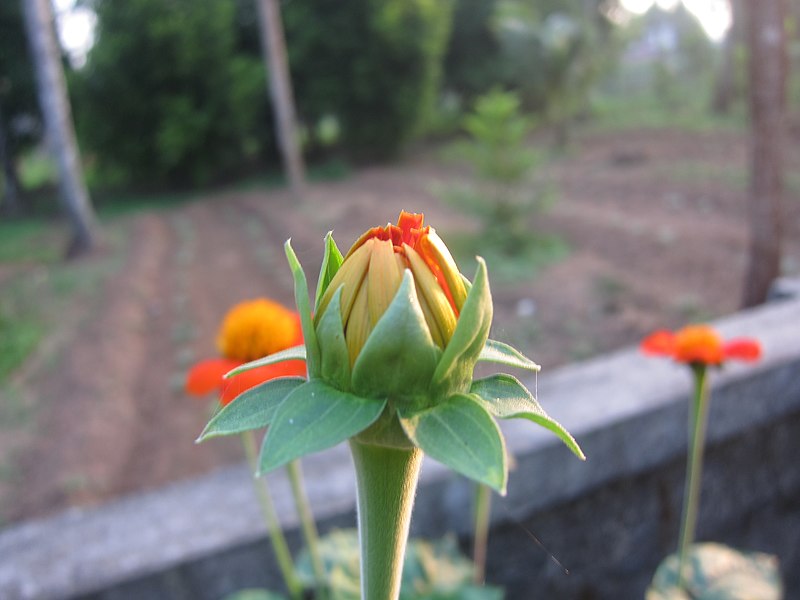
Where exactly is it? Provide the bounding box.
[286,459,328,598]
[349,439,424,600]
[677,365,710,590]
[241,431,303,600]
[472,483,492,585]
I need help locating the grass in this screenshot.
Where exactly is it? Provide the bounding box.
[0,221,129,387]
[588,83,746,134]
[0,218,63,263]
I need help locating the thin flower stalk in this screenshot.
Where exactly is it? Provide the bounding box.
[676,364,710,590]
[241,431,303,600]
[286,459,327,598]
[472,483,492,585]
[641,324,761,591]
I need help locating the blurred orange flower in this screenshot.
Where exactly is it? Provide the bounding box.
[641,324,762,366]
[186,299,306,405]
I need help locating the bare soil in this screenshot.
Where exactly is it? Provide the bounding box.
[2,127,799,525]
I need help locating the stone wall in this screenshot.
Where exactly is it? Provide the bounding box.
[2,296,798,600]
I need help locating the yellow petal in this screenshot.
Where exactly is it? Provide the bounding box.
[345,274,371,365]
[419,228,468,312]
[316,238,374,326]
[367,240,403,327]
[416,285,446,348]
[404,243,457,345]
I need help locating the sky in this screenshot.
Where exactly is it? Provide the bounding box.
[620,0,732,41]
[52,0,96,68]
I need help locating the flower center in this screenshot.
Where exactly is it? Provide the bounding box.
[674,325,723,365]
[216,299,301,362]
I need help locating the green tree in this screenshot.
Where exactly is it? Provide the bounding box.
[73,0,267,187]
[281,0,454,160]
[0,0,39,214]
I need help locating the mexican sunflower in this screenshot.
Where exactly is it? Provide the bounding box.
[316,210,468,366]
[185,298,306,405]
[641,324,762,366]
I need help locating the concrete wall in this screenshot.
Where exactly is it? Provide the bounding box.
[2,296,799,600]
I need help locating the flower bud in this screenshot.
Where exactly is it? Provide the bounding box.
[316,211,468,366]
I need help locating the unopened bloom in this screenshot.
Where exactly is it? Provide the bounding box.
[186,299,306,405]
[641,324,762,366]
[316,211,468,365]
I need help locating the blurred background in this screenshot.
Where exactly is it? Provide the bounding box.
[1,0,798,528]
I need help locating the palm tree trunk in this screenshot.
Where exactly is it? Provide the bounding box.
[255,0,306,199]
[22,0,98,257]
[742,0,786,307]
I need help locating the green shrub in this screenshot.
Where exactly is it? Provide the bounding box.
[71,0,269,188]
[443,89,565,275]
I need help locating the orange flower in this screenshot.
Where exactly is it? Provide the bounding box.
[186,299,306,405]
[641,324,762,366]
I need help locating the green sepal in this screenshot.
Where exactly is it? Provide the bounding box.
[478,339,541,372]
[196,377,305,442]
[399,393,507,494]
[470,374,585,460]
[314,231,344,310]
[431,257,492,396]
[259,380,386,473]
[225,345,307,377]
[316,287,351,389]
[352,270,441,403]
[285,239,320,378]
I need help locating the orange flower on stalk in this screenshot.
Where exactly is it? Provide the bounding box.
[641,324,762,366]
[186,299,306,405]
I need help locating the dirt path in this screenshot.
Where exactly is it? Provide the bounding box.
[3,128,799,524]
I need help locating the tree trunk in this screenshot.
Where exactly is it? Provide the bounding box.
[741,0,786,307]
[22,0,98,257]
[0,103,23,216]
[255,0,306,199]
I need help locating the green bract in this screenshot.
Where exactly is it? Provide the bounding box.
[199,230,584,494]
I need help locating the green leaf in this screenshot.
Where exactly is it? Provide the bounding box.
[317,287,351,389]
[285,239,320,378]
[470,374,585,460]
[315,231,344,310]
[197,377,305,441]
[431,258,493,396]
[225,345,307,376]
[259,380,386,473]
[646,543,782,600]
[478,339,541,372]
[352,270,441,402]
[400,393,507,494]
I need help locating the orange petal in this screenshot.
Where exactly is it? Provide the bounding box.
[186,358,243,396]
[723,338,762,362]
[397,211,424,245]
[640,330,677,357]
[219,360,307,406]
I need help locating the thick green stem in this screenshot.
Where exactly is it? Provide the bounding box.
[241,432,303,600]
[677,365,711,590]
[286,459,327,598]
[472,483,492,585]
[349,440,424,600]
